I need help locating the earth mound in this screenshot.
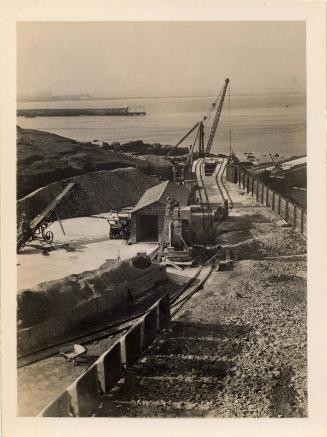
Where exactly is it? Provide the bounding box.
[17,126,148,198]
[17,167,157,226]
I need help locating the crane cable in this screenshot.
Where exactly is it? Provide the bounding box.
[228,82,232,155]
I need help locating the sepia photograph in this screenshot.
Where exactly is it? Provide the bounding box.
[15,20,308,418]
[1,2,326,436]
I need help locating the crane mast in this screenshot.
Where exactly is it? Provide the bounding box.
[204,78,230,156]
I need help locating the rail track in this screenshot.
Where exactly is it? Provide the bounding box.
[193,157,234,243]
[19,253,217,369]
[19,158,228,415]
[215,157,234,211]
[170,255,217,317]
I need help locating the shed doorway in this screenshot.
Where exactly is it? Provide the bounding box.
[138,215,158,242]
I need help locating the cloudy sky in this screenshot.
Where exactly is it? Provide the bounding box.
[17,21,306,98]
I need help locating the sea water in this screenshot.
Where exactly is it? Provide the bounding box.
[17,93,306,158]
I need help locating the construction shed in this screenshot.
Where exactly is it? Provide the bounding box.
[130,180,190,243]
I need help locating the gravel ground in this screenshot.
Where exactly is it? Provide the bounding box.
[96,256,306,417]
[95,182,307,418]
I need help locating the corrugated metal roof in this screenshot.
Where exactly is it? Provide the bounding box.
[132,180,189,213]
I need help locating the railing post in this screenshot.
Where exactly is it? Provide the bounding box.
[261,185,264,204]
[272,191,275,211]
[294,205,297,229]
[278,194,281,215]
[266,188,269,206]
[285,200,289,222]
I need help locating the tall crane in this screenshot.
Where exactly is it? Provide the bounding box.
[166,122,200,156]
[204,78,230,156]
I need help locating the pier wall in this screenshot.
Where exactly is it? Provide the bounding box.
[39,292,171,417]
[226,165,307,236]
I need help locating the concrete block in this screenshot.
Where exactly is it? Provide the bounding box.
[40,390,71,417]
[280,198,287,220]
[267,189,273,207]
[159,294,171,330]
[144,307,159,349]
[125,322,143,366]
[302,211,307,236]
[295,208,303,232]
[287,203,295,226]
[97,342,122,393]
[67,365,100,417]
[120,337,127,367]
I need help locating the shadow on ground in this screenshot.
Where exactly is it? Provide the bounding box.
[96,320,252,417]
[217,210,273,245]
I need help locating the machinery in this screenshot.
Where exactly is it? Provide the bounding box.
[168,78,231,182]
[108,211,131,241]
[156,197,193,267]
[17,182,75,253]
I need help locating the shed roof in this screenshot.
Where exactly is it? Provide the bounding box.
[132,180,190,213]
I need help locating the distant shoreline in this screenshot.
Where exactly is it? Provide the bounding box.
[17,91,306,103]
[17,108,146,118]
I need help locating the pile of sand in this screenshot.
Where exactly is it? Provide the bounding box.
[17,167,157,226]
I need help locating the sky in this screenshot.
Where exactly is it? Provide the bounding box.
[17,21,306,98]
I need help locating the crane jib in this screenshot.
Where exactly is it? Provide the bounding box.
[205,78,230,156]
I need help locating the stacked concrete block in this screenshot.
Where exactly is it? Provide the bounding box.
[38,292,171,417]
[40,391,71,417]
[267,189,274,207]
[97,342,122,393]
[67,365,100,417]
[124,323,143,366]
[143,307,159,349]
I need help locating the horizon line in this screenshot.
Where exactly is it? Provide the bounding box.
[17,90,306,102]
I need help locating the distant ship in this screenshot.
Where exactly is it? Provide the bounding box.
[17,106,146,117]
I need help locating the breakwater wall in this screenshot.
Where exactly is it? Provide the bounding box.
[226,164,307,236]
[38,292,171,417]
[17,107,145,117]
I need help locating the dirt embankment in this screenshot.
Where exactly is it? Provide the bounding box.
[17,126,149,198]
[17,255,155,329]
[17,167,157,226]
